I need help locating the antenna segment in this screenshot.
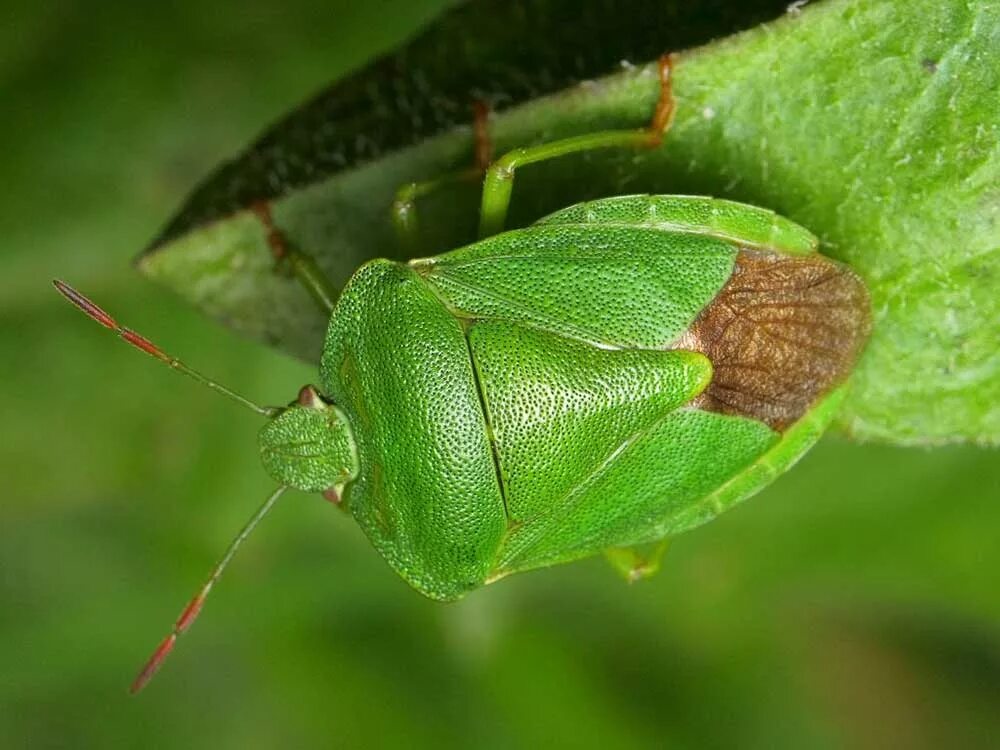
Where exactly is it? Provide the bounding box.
[130,485,289,693]
[52,280,278,418]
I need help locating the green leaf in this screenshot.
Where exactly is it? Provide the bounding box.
[138,0,999,447]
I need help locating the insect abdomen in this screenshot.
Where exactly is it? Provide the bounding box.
[473,244,868,577]
[412,196,869,579]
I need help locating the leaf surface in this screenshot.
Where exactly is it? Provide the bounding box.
[139,0,1000,445]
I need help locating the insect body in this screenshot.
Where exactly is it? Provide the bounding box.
[54,56,869,690]
[321,195,869,600]
[56,194,868,687]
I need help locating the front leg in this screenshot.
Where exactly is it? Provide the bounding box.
[251,201,337,316]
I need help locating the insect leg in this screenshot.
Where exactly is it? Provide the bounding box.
[603,538,671,583]
[391,168,481,249]
[251,201,337,315]
[391,100,492,250]
[478,53,676,238]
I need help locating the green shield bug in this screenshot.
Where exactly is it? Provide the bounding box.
[54,56,870,691]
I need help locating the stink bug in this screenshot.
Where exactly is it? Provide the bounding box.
[54,55,869,691]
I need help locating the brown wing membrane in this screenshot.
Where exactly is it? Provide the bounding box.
[679,250,870,431]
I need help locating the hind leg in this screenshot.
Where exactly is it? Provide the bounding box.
[478,53,677,237]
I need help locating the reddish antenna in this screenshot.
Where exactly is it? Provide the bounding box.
[130,485,288,693]
[52,280,278,417]
[53,280,290,691]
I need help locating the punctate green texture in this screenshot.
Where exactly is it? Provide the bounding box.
[316,196,869,598]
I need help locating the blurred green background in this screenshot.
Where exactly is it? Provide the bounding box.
[3,1,999,748]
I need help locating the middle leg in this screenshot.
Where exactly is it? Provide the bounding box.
[391,100,493,250]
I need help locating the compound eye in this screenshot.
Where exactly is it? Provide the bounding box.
[296,384,326,409]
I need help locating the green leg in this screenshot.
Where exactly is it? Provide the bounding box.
[252,202,337,316]
[392,100,493,251]
[391,168,481,250]
[604,539,671,583]
[282,248,337,315]
[478,53,676,238]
